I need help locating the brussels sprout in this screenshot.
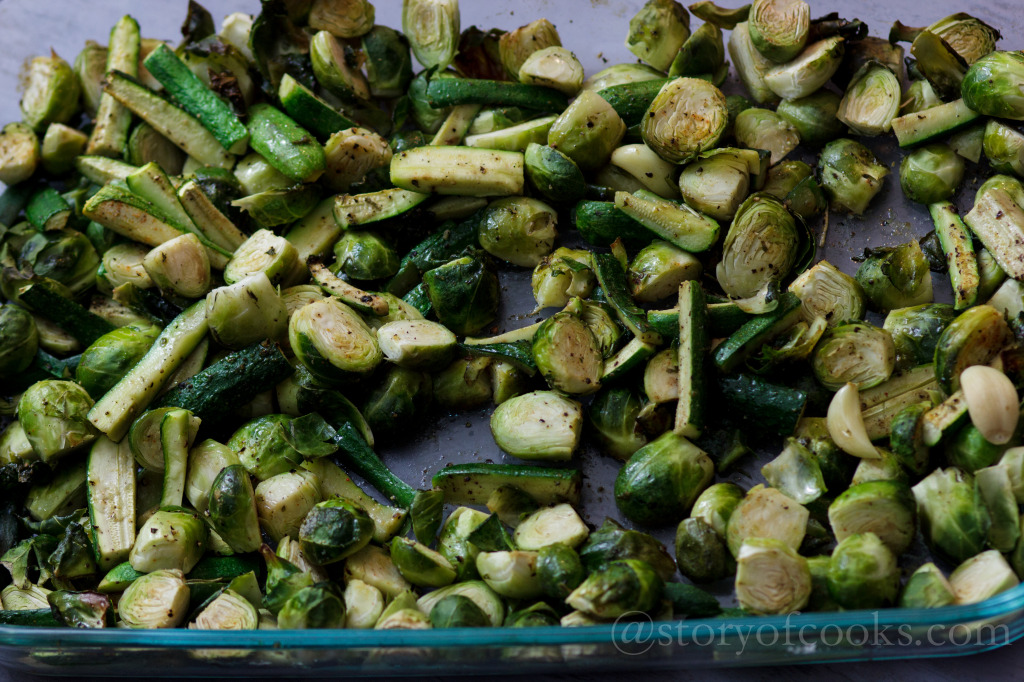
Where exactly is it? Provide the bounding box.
[748,0,809,63]
[945,422,1015,474]
[234,153,291,197]
[344,544,412,599]
[734,538,810,614]
[900,79,942,116]
[588,388,648,461]
[375,603,431,630]
[950,550,1020,607]
[322,127,392,193]
[534,542,585,601]
[433,355,493,410]
[361,25,413,98]
[295,498,373,566]
[532,310,603,395]
[827,480,916,555]
[362,365,433,438]
[188,588,259,631]
[899,144,965,205]
[760,437,827,505]
[818,138,888,215]
[608,143,679,199]
[142,233,212,299]
[388,537,455,588]
[716,192,799,300]
[20,52,79,131]
[962,51,1024,121]
[278,583,347,630]
[626,0,691,71]
[499,18,561,80]
[726,484,808,557]
[472,550,540,600]
[208,465,261,554]
[899,562,956,609]
[826,532,900,609]
[375,320,455,373]
[506,601,560,629]
[850,446,907,485]
[289,298,382,383]
[308,0,373,37]
[548,90,626,171]
[518,46,584,95]
[982,120,1024,177]
[933,305,1011,394]
[531,247,595,310]
[614,431,714,526]
[476,197,558,268]
[643,348,678,405]
[775,90,843,147]
[642,78,728,163]
[15,228,101,297]
[277,535,330,583]
[427,593,490,629]
[690,482,744,539]
[513,503,589,551]
[523,143,586,204]
[668,21,725,79]
[1,584,51,610]
[883,304,957,371]
[976,464,1021,552]
[204,273,288,351]
[0,304,38,378]
[566,559,664,618]
[228,414,303,482]
[628,241,701,303]
[118,569,190,629]
[17,380,97,464]
[728,21,779,104]
[417,581,505,628]
[892,13,1000,66]
[255,470,323,542]
[912,467,990,563]
[811,322,896,391]
[309,30,370,102]
[675,516,734,583]
[342,579,385,629]
[578,518,676,581]
[437,507,489,581]
[0,122,39,186]
[403,0,460,71]
[331,231,400,282]
[423,256,499,336]
[484,485,538,529]
[580,301,624,359]
[855,241,934,312]
[97,243,153,294]
[182,439,238,514]
[837,61,901,136]
[490,391,582,462]
[677,151,750,221]
[764,37,844,100]
[224,230,300,286]
[47,590,113,629]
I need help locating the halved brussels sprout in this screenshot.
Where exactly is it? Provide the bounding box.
[668,21,725,79]
[982,120,1024,177]
[726,484,809,557]
[812,322,896,391]
[403,0,460,71]
[614,431,714,526]
[775,90,844,147]
[531,247,595,310]
[0,304,38,378]
[475,550,542,599]
[588,388,648,460]
[628,240,701,302]
[190,588,260,631]
[566,559,664,618]
[129,508,207,574]
[764,36,844,100]
[333,231,400,281]
[900,79,942,116]
[255,470,323,542]
[423,256,500,336]
[677,150,750,221]
[228,414,303,481]
[912,467,990,563]
[900,143,964,204]
[20,52,79,131]
[18,380,97,464]
[0,122,40,185]
[855,241,933,311]
[734,108,799,165]
[899,562,955,609]
[343,579,385,629]
[524,143,586,204]
[827,532,900,609]
[641,78,728,163]
[716,193,799,300]
[97,243,153,293]
[883,303,957,370]
[433,355,493,410]
[532,310,603,395]
[224,230,300,286]
[289,298,382,383]
[76,324,160,399]
[735,538,811,614]
[747,0,810,63]
[579,518,677,581]
[208,464,262,554]
[308,0,374,38]
[278,583,347,629]
[626,0,691,71]
[118,569,190,629]
[519,47,584,95]
[324,128,392,193]
[548,90,625,171]
[691,482,745,538]
[760,437,827,505]
[499,18,561,80]
[490,390,582,461]
[536,543,585,601]
[205,273,288,350]
[582,62,664,92]
[376,319,456,371]
[299,498,374,566]
[675,516,734,583]
[477,197,558,268]
[837,61,901,136]
[310,30,370,102]
[949,549,1020,605]
[728,21,779,104]
[828,480,917,555]
[362,365,433,438]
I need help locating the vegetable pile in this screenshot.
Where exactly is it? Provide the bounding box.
[1,0,1024,634]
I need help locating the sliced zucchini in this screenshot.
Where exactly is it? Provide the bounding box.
[333,188,431,229]
[247,103,325,183]
[675,281,708,438]
[390,146,525,196]
[713,292,803,373]
[76,155,137,185]
[615,190,720,253]
[964,188,1024,280]
[86,16,140,157]
[464,115,557,152]
[309,259,389,316]
[929,201,978,311]
[159,409,193,508]
[87,436,137,571]
[432,463,582,507]
[82,182,186,248]
[891,99,980,148]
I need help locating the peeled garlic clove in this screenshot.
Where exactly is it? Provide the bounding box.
[827,382,879,459]
[962,365,1019,445]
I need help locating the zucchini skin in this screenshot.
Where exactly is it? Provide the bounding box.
[574,200,656,248]
[426,78,568,112]
[432,463,582,506]
[18,283,115,346]
[156,341,294,421]
[332,422,417,508]
[717,373,807,437]
[0,609,60,627]
[247,103,326,183]
[593,253,662,344]
[597,78,673,126]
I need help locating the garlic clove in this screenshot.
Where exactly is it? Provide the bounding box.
[961,365,1019,446]
[827,382,879,459]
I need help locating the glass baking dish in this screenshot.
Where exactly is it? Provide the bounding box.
[2,0,1024,676]
[2,583,1024,676]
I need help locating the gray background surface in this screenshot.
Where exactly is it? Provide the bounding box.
[1,0,1022,678]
